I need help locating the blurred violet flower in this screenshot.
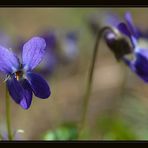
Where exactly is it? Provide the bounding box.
[59,31,79,64]
[119,12,148,82]
[38,31,59,77]
[0,36,51,109]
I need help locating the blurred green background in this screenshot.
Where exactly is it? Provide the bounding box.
[0,8,148,140]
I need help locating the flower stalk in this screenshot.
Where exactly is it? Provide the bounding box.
[78,27,112,138]
[5,85,13,140]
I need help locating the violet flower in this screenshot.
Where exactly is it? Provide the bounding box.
[59,31,79,64]
[88,12,148,83]
[1,36,51,109]
[103,12,148,83]
[116,12,148,83]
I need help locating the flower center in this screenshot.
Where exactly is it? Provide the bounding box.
[14,70,23,81]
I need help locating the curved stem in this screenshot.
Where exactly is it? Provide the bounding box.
[5,85,13,140]
[78,26,112,139]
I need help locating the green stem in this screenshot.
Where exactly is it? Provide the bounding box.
[0,133,3,140]
[78,27,112,139]
[5,85,13,140]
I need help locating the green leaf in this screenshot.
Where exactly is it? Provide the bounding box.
[97,115,138,140]
[42,123,78,140]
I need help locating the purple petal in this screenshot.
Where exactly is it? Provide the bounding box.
[0,45,19,74]
[125,12,139,38]
[122,54,148,83]
[7,76,23,104]
[136,48,148,59]
[135,53,148,68]
[22,37,46,71]
[26,72,51,99]
[117,22,135,48]
[134,52,148,79]
[117,22,131,37]
[6,76,33,109]
[19,79,33,109]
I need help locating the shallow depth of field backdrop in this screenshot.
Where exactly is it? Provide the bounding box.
[0,8,148,140]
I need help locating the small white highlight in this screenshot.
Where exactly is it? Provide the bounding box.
[107,32,116,39]
[17,129,24,134]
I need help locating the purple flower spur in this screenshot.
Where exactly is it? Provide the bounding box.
[0,37,51,109]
